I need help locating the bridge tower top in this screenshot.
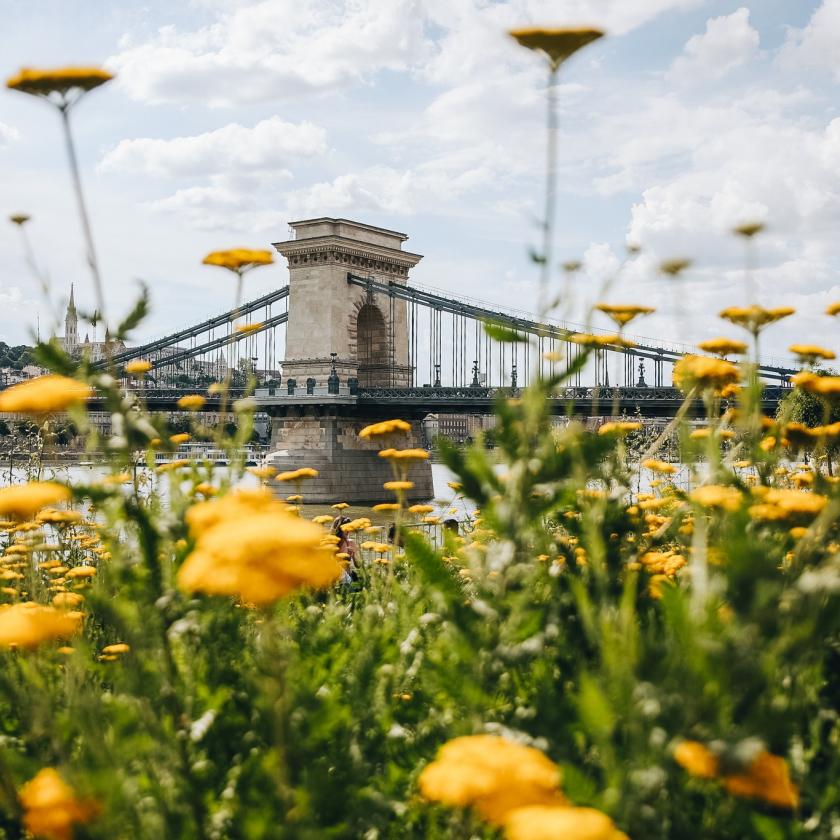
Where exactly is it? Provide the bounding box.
[273,217,422,388]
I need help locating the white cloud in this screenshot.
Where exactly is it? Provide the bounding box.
[0,122,19,148]
[778,0,840,79]
[107,0,433,106]
[99,116,326,178]
[107,0,706,107]
[670,7,759,81]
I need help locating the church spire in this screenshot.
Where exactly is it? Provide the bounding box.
[65,282,78,348]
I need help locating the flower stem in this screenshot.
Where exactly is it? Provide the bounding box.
[59,105,106,321]
[539,66,559,316]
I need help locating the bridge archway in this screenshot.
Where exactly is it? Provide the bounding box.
[356,303,389,387]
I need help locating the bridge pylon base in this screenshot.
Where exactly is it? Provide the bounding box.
[265,410,433,504]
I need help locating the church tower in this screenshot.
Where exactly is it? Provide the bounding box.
[65,283,78,349]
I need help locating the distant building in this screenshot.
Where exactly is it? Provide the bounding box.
[423,413,495,445]
[55,284,125,361]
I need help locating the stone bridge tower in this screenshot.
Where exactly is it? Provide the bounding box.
[265,218,433,503]
[273,218,422,389]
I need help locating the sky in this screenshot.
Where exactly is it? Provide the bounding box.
[1,0,839,363]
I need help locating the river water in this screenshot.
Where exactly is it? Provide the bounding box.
[2,461,476,530]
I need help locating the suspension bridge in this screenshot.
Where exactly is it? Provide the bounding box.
[87,217,796,500]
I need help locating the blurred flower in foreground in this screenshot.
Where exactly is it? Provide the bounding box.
[6,66,112,103]
[0,482,71,521]
[177,394,206,411]
[659,258,692,277]
[509,27,604,70]
[202,249,274,275]
[6,67,112,317]
[504,805,629,840]
[672,355,740,393]
[697,337,748,357]
[732,221,765,238]
[0,603,82,649]
[788,344,835,365]
[674,740,798,809]
[125,359,152,375]
[419,734,565,824]
[19,767,98,840]
[719,305,795,334]
[0,374,91,414]
[359,419,412,438]
[595,303,655,328]
[177,489,339,604]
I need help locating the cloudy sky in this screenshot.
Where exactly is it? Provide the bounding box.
[1,0,839,361]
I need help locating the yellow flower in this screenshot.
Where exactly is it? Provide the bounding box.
[312,514,334,525]
[642,459,677,474]
[659,258,692,276]
[0,375,91,414]
[723,751,799,809]
[19,768,98,840]
[170,433,191,444]
[101,643,130,655]
[207,382,224,395]
[594,303,654,327]
[178,492,339,605]
[7,66,112,97]
[732,221,765,238]
[418,735,565,824]
[10,213,31,225]
[125,359,152,375]
[378,448,430,461]
[340,517,371,533]
[247,465,278,479]
[0,482,71,521]
[372,503,401,512]
[674,741,718,779]
[504,806,629,840]
[276,467,319,482]
[234,321,264,335]
[0,603,82,649]
[52,592,84,608]
[791,371,840,397]
[36,509,83,525]
[825,301,840,317]
[697,337,748,357]
[690,485,742,512]
[66,566,96,579]
[202,249,274,273]
[719,305,795,332]
[789,344,835,363]
[359,419,412,438]
[332,502,350,510]
[447,482,462,492]
[508,27,604,70]
[570,333,635,349]
[384,480,414,491]
[408,504,435,514]
[748,488,827,522]
[598,421,641,436]
[690,428,734,440]
[177,394,206,411]
[673,355,739,393]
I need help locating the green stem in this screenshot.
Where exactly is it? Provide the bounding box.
[539,66,559,316]
[59,105,105,322]
[132,501,209,840]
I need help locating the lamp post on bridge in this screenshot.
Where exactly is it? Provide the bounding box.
[328,352,340,395]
